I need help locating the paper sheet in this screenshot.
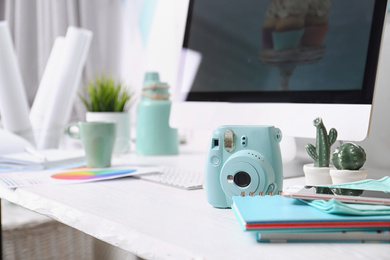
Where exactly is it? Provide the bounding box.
[36,26,93,149]
[0,166,159,188]
[30,37,65,143]
[0,21,34,143]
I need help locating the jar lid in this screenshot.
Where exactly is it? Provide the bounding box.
[142,72,170,100]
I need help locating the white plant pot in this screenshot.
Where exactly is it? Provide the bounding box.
[303,163,332,185]
[329,169,368,184]
[86,112,131,155]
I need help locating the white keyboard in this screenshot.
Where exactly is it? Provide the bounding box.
[136,166,204,190]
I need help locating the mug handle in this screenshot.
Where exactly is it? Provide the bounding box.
[66,123,81,139]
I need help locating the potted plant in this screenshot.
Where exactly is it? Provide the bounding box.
[79,75,133,154]
[330,142,368,184]
[303,117,338,185]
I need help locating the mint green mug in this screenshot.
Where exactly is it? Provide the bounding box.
[67,121,116,168]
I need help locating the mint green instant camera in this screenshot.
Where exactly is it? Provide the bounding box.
[205,126,283,208]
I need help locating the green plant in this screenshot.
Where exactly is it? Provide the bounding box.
[332,142,366,170]
[305,117,338,167]
[79,76,132,112]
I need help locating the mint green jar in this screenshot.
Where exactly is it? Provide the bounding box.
[136,72,179,155]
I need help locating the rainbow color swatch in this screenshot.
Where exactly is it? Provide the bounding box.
[51,168,137,180]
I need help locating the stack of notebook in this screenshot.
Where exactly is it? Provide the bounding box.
[232,195,390,243]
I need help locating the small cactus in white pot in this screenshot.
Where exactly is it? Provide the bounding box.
[306,117,338,168]
[303,117,337,185]
[330,142,368,184]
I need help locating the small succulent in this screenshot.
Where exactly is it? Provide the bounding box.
[79,75,132,112]
[332,142,366,170]
[305,117,338,167]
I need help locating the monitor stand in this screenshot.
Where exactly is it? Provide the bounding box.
[282,137,312,178]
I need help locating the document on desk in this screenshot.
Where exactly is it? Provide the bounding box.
[0,166,159,188]
[0,149,86,170]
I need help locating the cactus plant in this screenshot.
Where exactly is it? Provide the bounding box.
[305,117,338,167]
[332,142,366,170]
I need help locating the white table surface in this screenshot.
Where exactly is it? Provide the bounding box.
[0,151,390,260]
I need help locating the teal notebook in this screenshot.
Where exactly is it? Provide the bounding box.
[232,196,390,233]
[256,230,390,243]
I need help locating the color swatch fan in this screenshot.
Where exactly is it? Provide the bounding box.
[51,168,137,180]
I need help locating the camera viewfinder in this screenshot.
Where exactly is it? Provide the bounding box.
[212,139,219,148]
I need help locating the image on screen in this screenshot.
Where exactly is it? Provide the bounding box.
[179,0,386,104]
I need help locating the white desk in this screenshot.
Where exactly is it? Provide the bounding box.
[0,151,389,260]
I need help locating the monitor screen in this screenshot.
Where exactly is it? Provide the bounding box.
[177,0,387,104]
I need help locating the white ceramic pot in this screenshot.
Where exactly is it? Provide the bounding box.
[329,169,368,184]
[86,112,131,155]
[303,163,332,185]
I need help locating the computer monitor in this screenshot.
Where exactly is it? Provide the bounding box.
[169,0,389,177]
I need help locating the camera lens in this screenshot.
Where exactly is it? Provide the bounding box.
[234,171,251,187]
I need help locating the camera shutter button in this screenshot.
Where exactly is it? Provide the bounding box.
[274,128,282,142]
[211,156,221,166]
